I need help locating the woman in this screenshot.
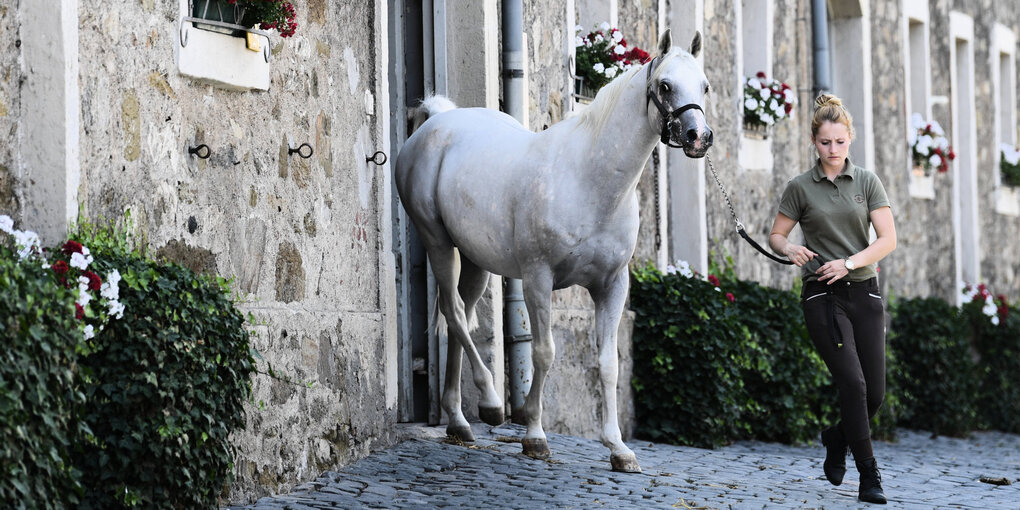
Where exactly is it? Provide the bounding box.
[768,94,896,505]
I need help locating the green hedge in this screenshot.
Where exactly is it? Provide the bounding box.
[961,292,1020,433]
[888,297,977,436]
[0,243,85,508]
[630,264,837,448]
[0,218,255,509]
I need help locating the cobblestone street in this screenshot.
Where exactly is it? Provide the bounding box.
[234,423,1020,509]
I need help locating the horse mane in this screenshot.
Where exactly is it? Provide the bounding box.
[577,49,684,140]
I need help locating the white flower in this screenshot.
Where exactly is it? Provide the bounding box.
[612,31,623,42]
[77,287,92,308]
[747,78,761,89]
[907,130,917,147]
[13,230,40,259]
[613,44,625,55]
[604,66,618,78]
[575,24,585,33]
[592,62,605,74]
[108,300,125,319]
[910,112,926,130]
[775,106,786,119]
[745,97,759,111]
[594,34,604,44]
[992,315,1000,326]
[762,113,775,125]
[101,270,121,300]
[783,89,796,104]
[768,98,780,113]
[599,21,611,31]
[83,324,95,340]
[929,154,942,168]
[929,120,944,136]
[665,264,677,275]
[70,251,94,270]
[1004,145,1020,166]
[758,87,770,99]
[574,36,584,47]
[0,215,13,234]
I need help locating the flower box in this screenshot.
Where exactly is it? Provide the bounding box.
[909,113,955,177]
[573,23,650,105]
[1000,144,1020,188]
[743,72,795,136]
[743,120,770,140]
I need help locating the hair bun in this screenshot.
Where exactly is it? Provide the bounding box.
[814,93,843,109]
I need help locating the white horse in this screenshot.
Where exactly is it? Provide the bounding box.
[395,30,712,472]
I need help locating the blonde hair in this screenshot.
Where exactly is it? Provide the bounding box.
[811,93,855,138]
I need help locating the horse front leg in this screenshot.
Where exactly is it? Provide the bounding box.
[521,272,554,459]
[592,270,641,472]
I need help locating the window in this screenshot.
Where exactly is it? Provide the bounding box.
[992,23,1019,216]
[904,0,934,198]
[950,11,980,298]
[828,0,874,174]
[738,0,774,173]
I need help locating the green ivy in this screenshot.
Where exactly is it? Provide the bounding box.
[72,244,255,509]
[0,243,85,509]
[888,297,977,436]
[962,302,1020,433]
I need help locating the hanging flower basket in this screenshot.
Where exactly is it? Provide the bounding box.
[909,113,955,177]
[1000,143,1020,187]
[572,22,651,104]
[189,0,297,38]
[742,120,770,140]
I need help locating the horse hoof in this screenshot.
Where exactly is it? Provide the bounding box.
[447,425,475,443]
[610,453,642,473]
[522,438,551,460]
[478,406,505,426]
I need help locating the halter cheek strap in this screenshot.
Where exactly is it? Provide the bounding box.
[645,58,704,149]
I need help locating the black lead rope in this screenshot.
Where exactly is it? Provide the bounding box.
[704,154,793,265]
[704,153,843,348]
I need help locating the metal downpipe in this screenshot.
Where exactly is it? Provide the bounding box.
[811,0,832,96]
[501,0,533,425]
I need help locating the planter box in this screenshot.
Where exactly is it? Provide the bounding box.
[175,0,271,91]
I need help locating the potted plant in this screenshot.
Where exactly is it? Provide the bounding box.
[742,72,796,139]
[191,0,297,38]
[1000,143,1020,187]
[909,113,955,176]
[573,23,650,103]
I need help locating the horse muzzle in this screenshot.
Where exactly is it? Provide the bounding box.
[670,122,713,158]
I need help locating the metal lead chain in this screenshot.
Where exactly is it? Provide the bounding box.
[705,154,742,233]
[652,148,661,249]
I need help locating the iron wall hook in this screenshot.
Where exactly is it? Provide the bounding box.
[367,151,388,166]
[188,144,211,159]
[288,143,314,159]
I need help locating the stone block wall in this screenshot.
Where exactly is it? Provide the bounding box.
[0,3,20,218]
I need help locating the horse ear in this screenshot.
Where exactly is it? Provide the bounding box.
[689,31,702,58]
[657,29,672,56]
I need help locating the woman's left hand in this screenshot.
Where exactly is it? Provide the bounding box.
[816,259,849,284]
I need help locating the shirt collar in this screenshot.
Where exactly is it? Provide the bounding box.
[811,158,856,182]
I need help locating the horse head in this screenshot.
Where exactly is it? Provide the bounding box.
[645,30,713,158]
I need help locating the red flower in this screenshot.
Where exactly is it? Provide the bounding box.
[62,240,83,255]
[781,82,790,90]
[52,260,69,275]
[785,103,793,114]
[83,270,102,291]
[708,274,721,287]
[755,71,767,79]
[948,150,956,160]
[75,303,84,320]
[726,292,735,303]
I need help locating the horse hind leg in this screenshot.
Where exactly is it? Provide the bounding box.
[458,256,505,426]
[520,271,554,460]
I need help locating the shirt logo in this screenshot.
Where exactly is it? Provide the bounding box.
[854,194,865,204]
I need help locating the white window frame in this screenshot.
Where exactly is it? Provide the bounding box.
[903,0,934,199]
[991,23,1019,216]
[827,0,874,175]
[949,11,980,300]
[737,0,775,174]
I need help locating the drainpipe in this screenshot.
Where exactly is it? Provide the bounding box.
[811,0,832,96]
[501,0,533,425]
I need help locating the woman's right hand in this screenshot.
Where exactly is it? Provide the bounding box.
[783,244,817,267]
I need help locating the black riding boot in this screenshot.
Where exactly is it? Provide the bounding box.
[856,457,887,504]
[820,426,848,485]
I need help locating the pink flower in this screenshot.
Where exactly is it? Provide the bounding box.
[708,274,720,287]
[726,292,735,303]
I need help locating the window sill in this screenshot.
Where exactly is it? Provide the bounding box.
[995,185,1020,216]
[739,133,773,173]
[908,170,935,199]
[175,20,271,91]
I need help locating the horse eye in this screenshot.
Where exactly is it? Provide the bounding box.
[659,82,671,94]
[704,84,710,94]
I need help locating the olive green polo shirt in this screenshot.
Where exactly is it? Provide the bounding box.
[778,158,891,282]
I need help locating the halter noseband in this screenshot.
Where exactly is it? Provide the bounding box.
[646,58,704,149]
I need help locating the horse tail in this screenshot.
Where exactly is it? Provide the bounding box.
[410,95,457,133]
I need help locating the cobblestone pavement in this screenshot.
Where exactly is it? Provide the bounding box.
[235,423,1020,509]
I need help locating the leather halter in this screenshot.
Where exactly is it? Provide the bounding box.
[646,57,704,149]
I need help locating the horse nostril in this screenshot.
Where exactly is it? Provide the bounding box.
[685,129,698,143]
[706,130,714,145]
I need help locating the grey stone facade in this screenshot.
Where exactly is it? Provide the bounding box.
[1,0,1019,505]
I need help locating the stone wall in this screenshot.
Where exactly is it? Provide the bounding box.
[0,3,20,218]
[75,1,394,503]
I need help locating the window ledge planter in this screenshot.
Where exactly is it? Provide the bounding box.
[175,0,272,91]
